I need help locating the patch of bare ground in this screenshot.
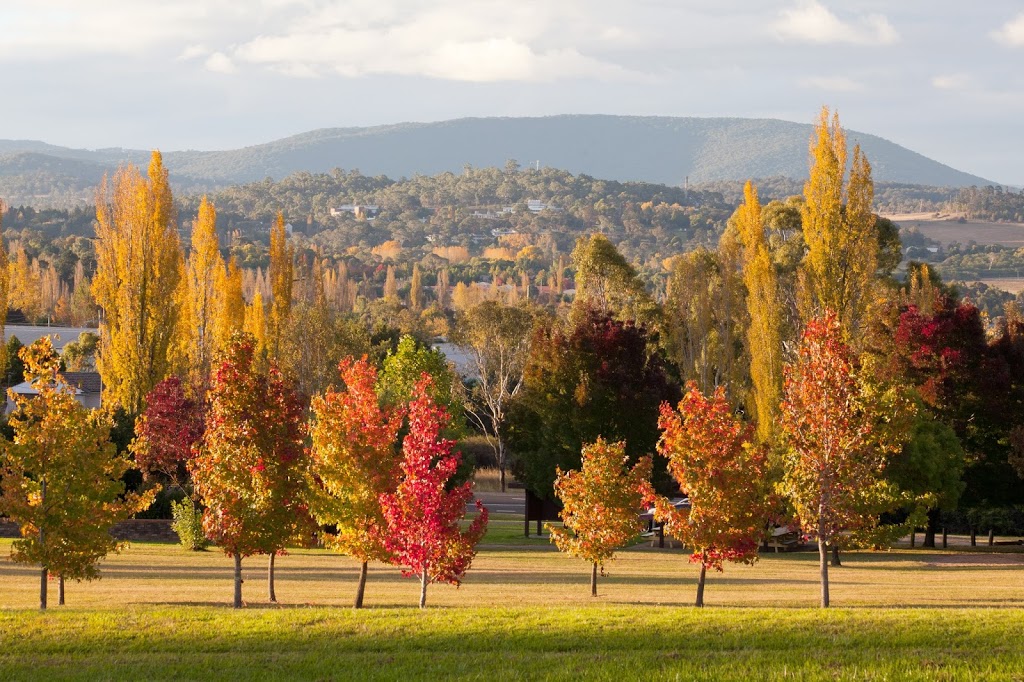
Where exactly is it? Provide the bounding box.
[883,213,1024,247]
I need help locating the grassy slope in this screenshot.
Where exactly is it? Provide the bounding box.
[1,540,1023,680]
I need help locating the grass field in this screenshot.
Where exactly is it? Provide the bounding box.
[883,212,1024,247]
[2,538,1024,679]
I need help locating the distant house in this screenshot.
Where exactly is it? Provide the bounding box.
[526,199,561,213]
[5,372,103,414]
[331,204,381,220]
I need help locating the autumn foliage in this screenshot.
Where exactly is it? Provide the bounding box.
[131,376,205,488]
[549,438,653,596]
[190,333,308,607]
[380,375,488,608]
[656,383,768,606]
[309,356,404,607]
[0,338,152,609]
[780,312,903,607]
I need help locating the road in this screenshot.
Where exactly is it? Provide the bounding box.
[469,491,524,516]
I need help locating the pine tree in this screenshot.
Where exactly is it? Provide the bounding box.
[92,151,185,414]
[736,181,784,442]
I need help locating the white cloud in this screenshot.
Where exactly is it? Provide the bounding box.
[225,1,647,82]
[178,44,210,61]
[773,1,899,46]
[798,75,864,92]
[204,52,237,74]
[931,73,969,90]
[992,13,1024,46]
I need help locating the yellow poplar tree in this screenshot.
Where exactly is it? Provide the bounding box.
[0,203,8,374]
[245,290,268,365]
[736,181,784,442]
[214,256,246,351]
[185,197,226,389]
[798,107,878,340]
[93,151,185,414]
[267,213,293,360]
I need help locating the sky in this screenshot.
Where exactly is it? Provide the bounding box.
[1,0,1022,185]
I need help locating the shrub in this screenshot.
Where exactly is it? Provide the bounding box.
[170,500,208,551]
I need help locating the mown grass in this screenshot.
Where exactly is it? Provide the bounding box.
[2,540,1024,679]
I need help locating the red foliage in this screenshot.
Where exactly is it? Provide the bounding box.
[380,374,488,593]
[132,376,204,486]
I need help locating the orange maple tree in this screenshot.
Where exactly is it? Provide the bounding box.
[655,383,769,606]
[309,356,404,608]
[549,438,653,597]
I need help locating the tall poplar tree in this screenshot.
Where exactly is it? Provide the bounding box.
[736,181,784,442]
[185,197,225,390]
[267,212,293,360]
[798,107,878,340]
[93,151,185,414]
[214,256,246,352]
[0,202,9,376]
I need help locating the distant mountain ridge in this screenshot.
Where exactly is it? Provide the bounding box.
[0,115,996,207]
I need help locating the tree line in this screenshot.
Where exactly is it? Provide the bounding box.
[1,107,1023,611]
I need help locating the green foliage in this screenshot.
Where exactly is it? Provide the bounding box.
[379,335,464,436]
[170,499,208,551]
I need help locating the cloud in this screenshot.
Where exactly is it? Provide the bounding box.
[177,44,210,61]
[204,52,237,74]
[931,73,969,90]
[219,1,648,82]
[773,1,899,46]
[992,13,1024,46]
[798,75,864,92]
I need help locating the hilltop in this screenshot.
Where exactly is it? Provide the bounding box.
[0,115,995,208]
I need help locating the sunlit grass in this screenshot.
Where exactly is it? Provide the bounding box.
[2,540,1023,679]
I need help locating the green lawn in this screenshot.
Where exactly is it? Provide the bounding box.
[2,539,1024,680]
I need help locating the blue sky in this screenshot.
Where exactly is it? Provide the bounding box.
[2,0,1022,184]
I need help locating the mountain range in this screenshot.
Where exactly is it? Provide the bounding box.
[0,115,996,208]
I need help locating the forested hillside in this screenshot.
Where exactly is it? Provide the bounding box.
[0,115,997,208]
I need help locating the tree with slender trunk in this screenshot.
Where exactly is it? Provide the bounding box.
[190,333,308,608]
[655,383,769,607]
[0,338,152,609]
[780,313,903,607]
[309,356,404,608]
[381,375,488,609]
[453,301,537,491]
[549,438,653,597]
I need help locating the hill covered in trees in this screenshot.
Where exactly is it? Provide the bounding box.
[0,116,995,208]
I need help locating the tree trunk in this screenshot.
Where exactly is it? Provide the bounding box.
[695,563,707,608]
[591,561,598,597]
[910,530,916,548]
[58,574,65,606]
[233,553,243,608]
[498,439,507,493]
[970,527,977,546]
[39,567,48,611]
[419,570,428,609]
[268,553,277,603]
[923,509,939,548]
[942,527,948,549]
[818,537,830,608]
[354,561,368,609]
[988,529,995,546]
[831,545,841,567]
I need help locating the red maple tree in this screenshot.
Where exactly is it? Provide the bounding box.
[380,374,488,608]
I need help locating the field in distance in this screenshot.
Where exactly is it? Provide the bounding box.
[2,540,1024,680]
[885,212,1024,247]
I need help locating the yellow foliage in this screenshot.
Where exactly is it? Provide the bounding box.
[92,151,185,414]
